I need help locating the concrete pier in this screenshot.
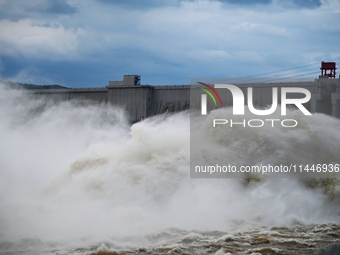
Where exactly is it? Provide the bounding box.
[331,79,340,118]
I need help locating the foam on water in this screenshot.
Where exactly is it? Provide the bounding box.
[0,84,339,253]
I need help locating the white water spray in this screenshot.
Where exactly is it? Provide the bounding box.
[0,84,339,253]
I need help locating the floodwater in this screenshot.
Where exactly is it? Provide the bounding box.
[0,84,339,254]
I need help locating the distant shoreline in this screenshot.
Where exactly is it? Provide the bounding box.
[1,80,68,90]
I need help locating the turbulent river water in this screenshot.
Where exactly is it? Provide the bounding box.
[0,84,339,255]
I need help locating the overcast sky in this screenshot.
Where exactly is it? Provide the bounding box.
[0,0,339,87]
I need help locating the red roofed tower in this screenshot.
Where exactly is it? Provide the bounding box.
[320,61,336,78]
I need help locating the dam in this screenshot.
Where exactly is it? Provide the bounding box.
[28,63,340,122]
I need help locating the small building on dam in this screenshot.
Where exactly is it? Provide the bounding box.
[28,62,340,123]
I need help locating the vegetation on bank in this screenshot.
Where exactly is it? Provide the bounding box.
[1,80,68,90]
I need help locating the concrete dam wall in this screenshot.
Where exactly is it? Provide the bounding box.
[28,75,340,122]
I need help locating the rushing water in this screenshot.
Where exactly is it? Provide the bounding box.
[0,84,339,255]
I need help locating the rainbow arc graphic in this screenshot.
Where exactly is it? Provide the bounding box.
[198,82,223,106]
[198,82,223,115]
